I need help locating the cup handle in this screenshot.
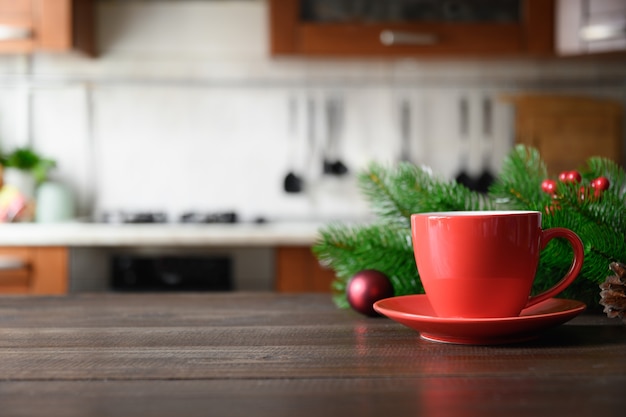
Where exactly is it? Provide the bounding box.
[525,228,584,309]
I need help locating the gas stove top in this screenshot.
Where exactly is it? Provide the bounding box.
[100,211,238,224]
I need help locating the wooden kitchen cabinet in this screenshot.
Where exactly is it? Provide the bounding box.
[275,246,335,293]
[556,0,626,56]
[0,246,68,294]
[507,95,624,175]
[0,0,95,56]
[269,0,554,58]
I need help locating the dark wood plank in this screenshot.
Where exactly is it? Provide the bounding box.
[0,322,624,381]
[0,293,625,417]
[0,293,624,381]
[0,377,625,417]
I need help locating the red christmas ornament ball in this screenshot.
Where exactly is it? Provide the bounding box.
[541,179,557,194]
[346,270,394,317]
[566,170,582,183]
[591,176,610,191]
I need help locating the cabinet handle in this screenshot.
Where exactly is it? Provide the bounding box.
[0,257,28,270]
[0,25,32,41]
[580,22,626,42]
[380,30,438,46]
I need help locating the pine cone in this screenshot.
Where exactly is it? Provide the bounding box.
[599,262,626,323]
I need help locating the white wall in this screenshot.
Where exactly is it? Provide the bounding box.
[0,0,625,223]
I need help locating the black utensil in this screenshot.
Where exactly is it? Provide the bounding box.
[475,96,495,193]
[283,172,302,193]
[283,96,303,193]
[323,96,348,176]
[322,96,334,174]
[454,96,476,190]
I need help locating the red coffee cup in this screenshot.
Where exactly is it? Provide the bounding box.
[411,211,584,318]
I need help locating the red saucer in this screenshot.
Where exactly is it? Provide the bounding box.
[373,295,586,345]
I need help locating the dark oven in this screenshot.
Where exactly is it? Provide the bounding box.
[111,254,233,292]
[103,210,238,292]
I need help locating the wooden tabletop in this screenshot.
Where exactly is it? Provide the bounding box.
[0,292,624,417]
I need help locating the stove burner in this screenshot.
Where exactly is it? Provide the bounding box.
[179,211,238,224]
[100,211,238,224]
[127,212,168,223]
[101,211,168,224]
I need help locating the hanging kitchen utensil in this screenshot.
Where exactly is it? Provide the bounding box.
[399,97,412,163]
[322,96,334,175]
[283,95,303,193]
[454,95,476,190]
[323,95,348,176]
[306,93,321,181]
[475,95,495,193]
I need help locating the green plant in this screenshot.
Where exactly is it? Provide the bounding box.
[2,147,56,184]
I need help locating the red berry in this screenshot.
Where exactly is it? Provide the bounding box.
[541,179,557,194]
[558,170,581,183]
[579,185,602,202]
[545,201,560,215]
[566,171,582,183]
[591,176,610,191]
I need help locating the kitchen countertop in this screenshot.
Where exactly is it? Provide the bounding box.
[0,221,329,247]
[1,292,624,417]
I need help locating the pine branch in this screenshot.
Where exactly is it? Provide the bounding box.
[313,222,421,308]
[492,146,626,307]
[357,162,421,228]
[585,157,626,198]
[582,157,626,236]
[489,145,549,210]
[537,158,626,290]
[358,161,493,227]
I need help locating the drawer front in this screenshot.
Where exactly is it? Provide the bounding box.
[0,247,68,294]
[0,248,32,293]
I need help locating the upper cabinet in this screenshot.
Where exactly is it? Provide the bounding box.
[0,0,95,56]
[557,0,626,56]
[269,0,555,58]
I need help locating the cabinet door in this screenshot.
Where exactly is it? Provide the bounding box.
[0,246,68,294]
[557,0,626,56]
[36,0,73,50]
[0,0,35,53]
[270,0,554,57]
[0,247,31,293]
[509,95,623,175]
[0,0,95,55]
[275,246,335,293]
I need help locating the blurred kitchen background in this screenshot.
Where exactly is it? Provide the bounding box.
[0,0,625,224]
